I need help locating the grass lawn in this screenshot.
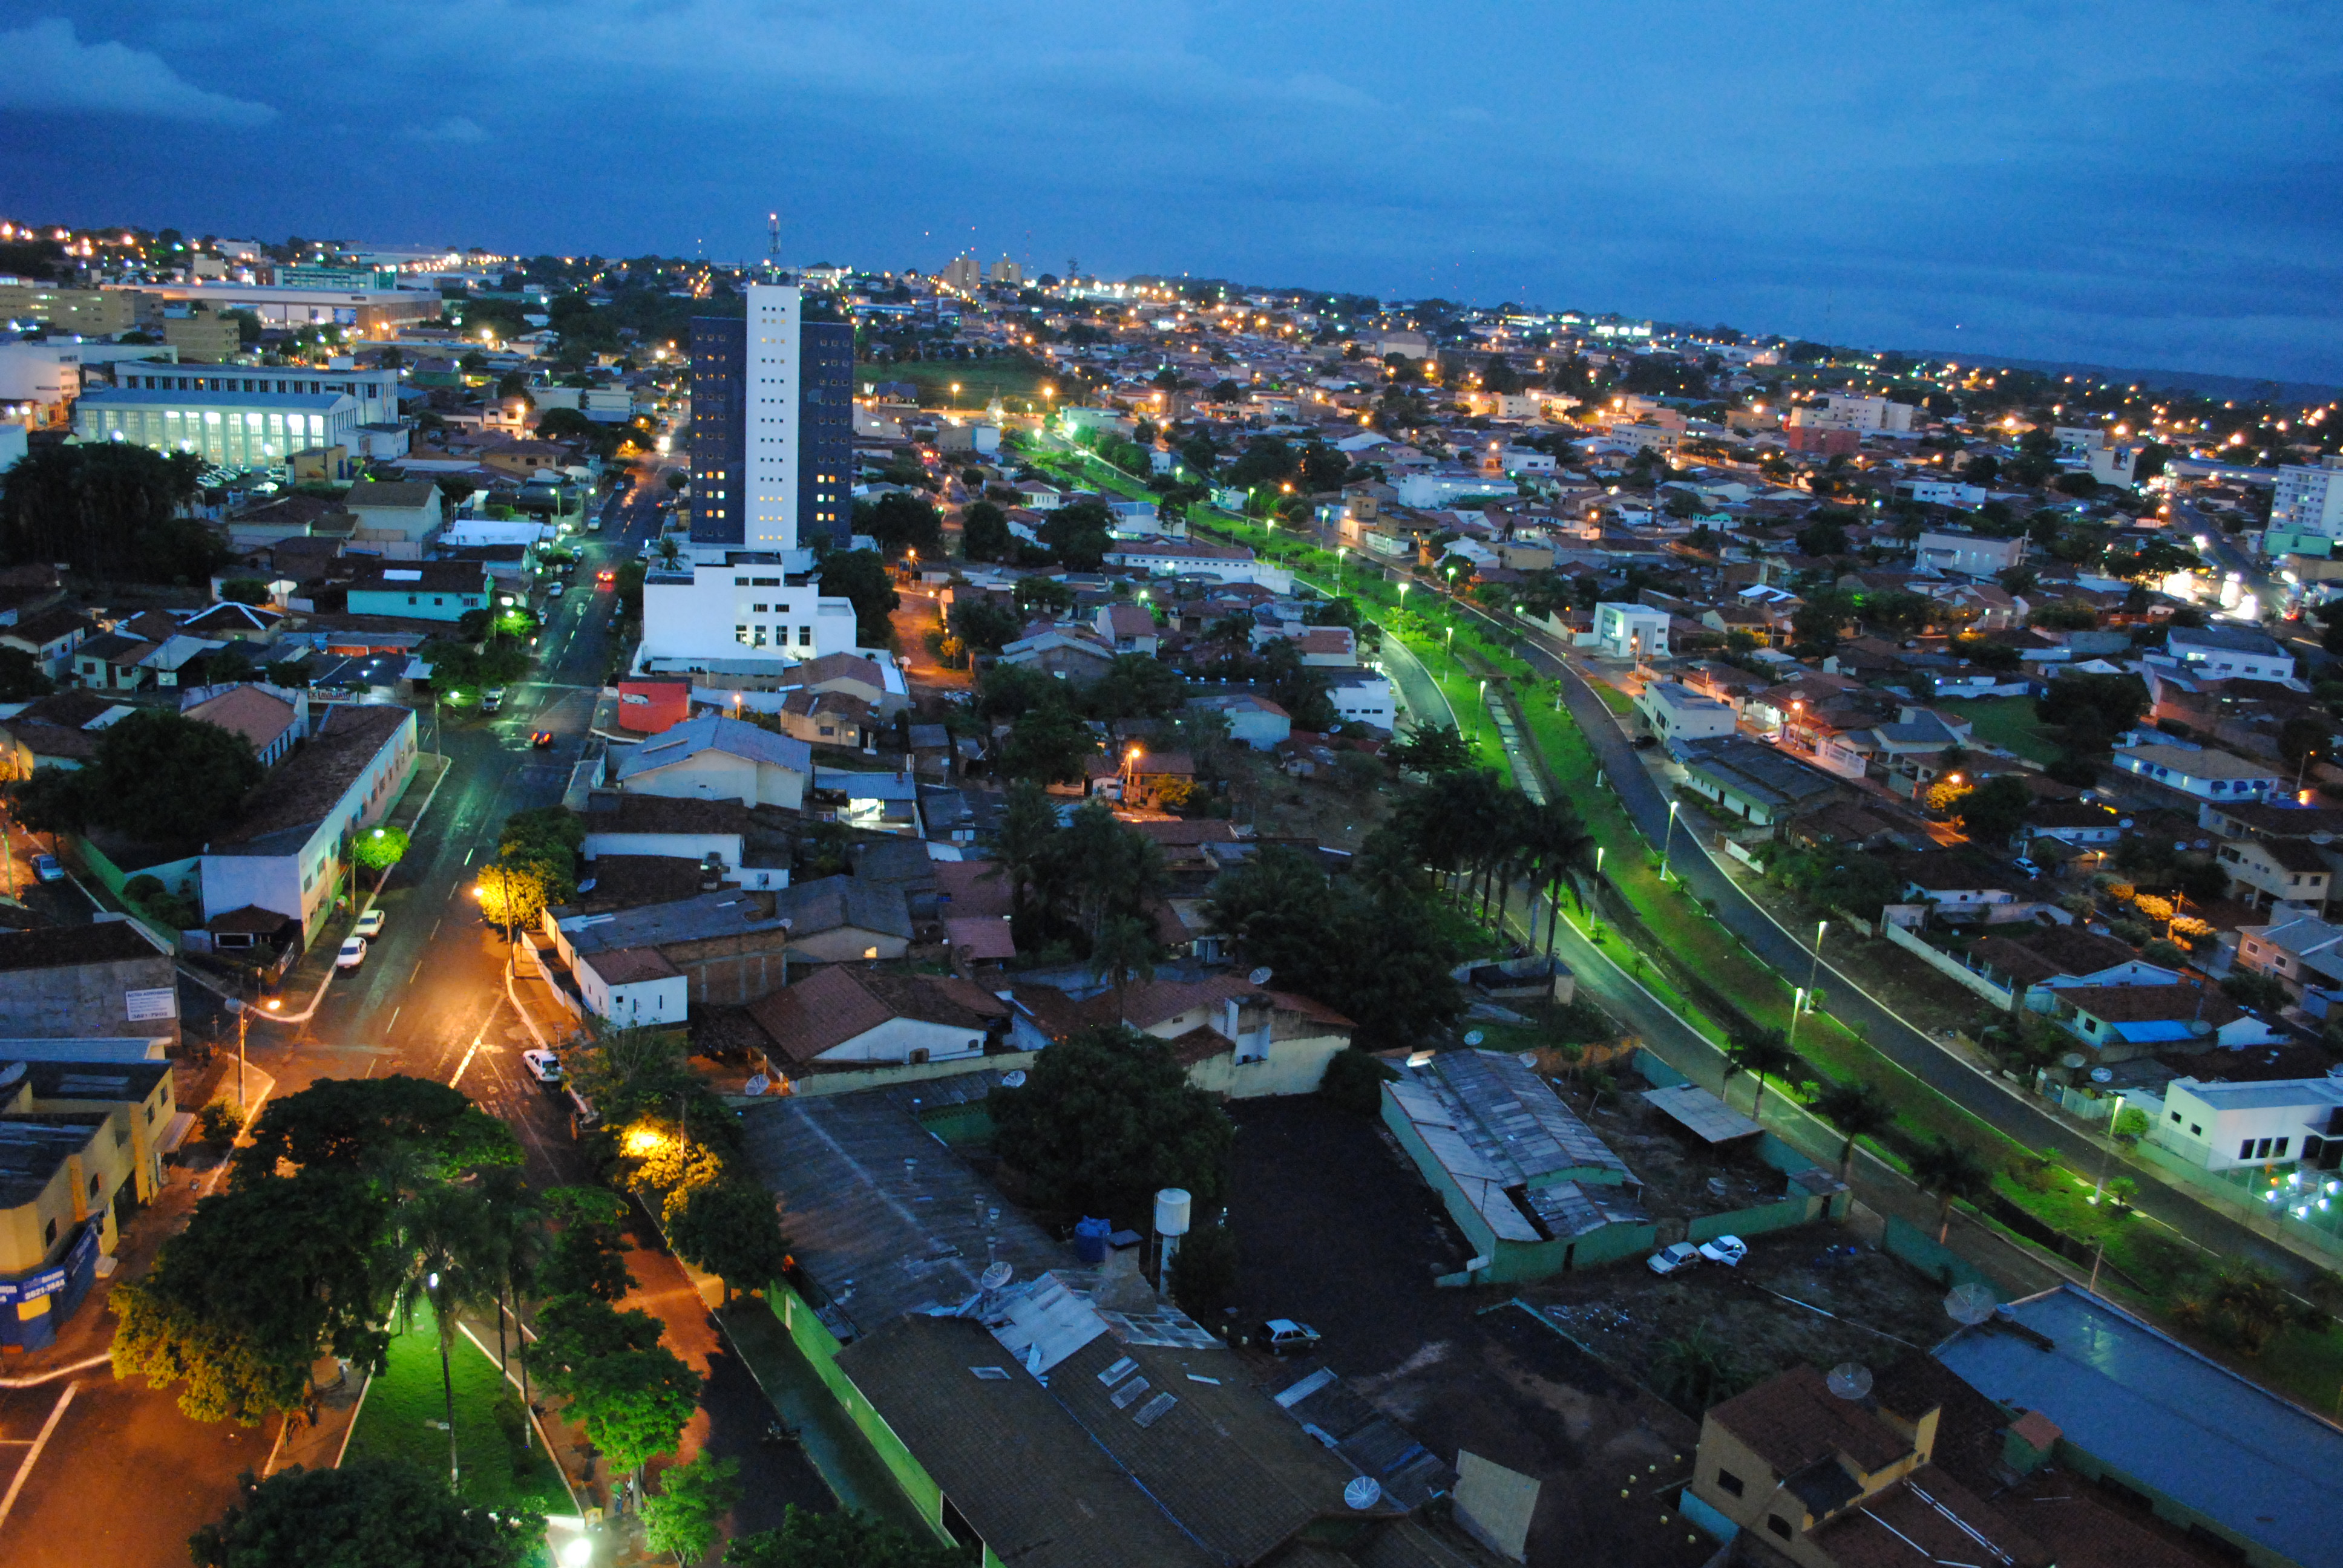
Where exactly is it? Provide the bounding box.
[859,359,1051,406]
[1958,694,2062,765]
[344,1301,568,1514]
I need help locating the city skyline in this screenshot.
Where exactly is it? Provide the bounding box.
[2,3,2338,382]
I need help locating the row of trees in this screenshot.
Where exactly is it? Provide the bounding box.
[0,442,228,582]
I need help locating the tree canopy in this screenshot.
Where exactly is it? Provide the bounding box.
[233,1075,519,1188]
[725,1507,977,1568]
[189,1459,542,1568]
[0,441,223,580]
[817,549,899,645]
[13,709,261,843]
[988,1027,1234,1220]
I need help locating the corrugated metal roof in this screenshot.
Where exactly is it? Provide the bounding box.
[1936,1286,2343,1568]
[1640,1082,1765,1144]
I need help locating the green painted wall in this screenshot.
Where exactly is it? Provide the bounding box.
[768,1282,955,1547]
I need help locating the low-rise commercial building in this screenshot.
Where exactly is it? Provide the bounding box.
[73,387,360,468]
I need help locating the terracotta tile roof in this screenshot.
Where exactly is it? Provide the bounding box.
[2062,983,2242,1025]
[185,685,298,755]
[585,946,681,986]
[1708,1362,1912,1477]
[747,964,1006,1063]
[0,920,166,972]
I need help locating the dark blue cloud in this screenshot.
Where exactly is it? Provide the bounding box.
[4,0,2341,379]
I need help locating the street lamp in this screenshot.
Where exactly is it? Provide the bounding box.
[1660,799,1682,882]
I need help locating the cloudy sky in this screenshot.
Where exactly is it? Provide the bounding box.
[2,1,2339,381]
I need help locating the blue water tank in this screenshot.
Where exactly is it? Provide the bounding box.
[1073,1215,1112,1264]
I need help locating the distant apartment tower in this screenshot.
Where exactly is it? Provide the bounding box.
[688,283,853,550]
[986,254,1023,287]
[2271,455,2343,540]
[941,255,982,293]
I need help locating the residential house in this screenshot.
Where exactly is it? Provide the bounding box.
[2163,622,2296,684]
[71,632,157,692]
[199,703,418,949]
[344,560,491,623]
[2232,915,2343,998]
[543,876,912,1013]
[2154,1074,2343,1171]
[776,689,875,751]
[997,626,1117,681]
[1008,970,1353,1099]
[1593,601,1671,661]
[611,714,812,811]
[180,600,288,641]
[747,965,1009,1083]
[1915,530,2025,578]
[2114,743,2282,804]
[577,792,753,872]
[2216,834,2332,910]
[0,608,91,680]
[182,684,304,768]
[788,651,906,716]
[1186,693,1291,751]
[1093,602,1159,655]
[1868,708,1974,797]
[1634,681,1737,746]
[2051,982,2279,1061]
[1323,671,1397,730]
[1894,849,2037,921]
[1679,739,1843,829]
[341,480,443,558]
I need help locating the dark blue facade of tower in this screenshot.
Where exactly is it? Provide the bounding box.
[688,314,746,546]
[798,319,855,549]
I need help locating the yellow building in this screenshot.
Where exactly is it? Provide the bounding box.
[162,307,240,364]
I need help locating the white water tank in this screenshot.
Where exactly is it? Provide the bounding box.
[1154,1188,1192,1238]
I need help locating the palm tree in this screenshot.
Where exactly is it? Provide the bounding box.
[1909,1137,1993,1244]
[985,780,1060,938]
[475,1166,547,1434]
[392,1183,497,1491]
[1810,1079,1894,1184]
[1088,913,1158,1022]
[1515,800,1596,959]
[1725,1028,1799,1121]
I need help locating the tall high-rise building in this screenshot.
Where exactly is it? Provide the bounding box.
[688,283,854,550]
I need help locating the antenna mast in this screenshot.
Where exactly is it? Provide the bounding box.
[767,212,781,280]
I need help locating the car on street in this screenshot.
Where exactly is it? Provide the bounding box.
[1258,1318,1321,1354]
[482,687,506,713]
[2012,856,2042,879]
[597,568,616,586]
[547,582,566,599]
[531,730,555,748]
[335,936,367,969]
[1697,1235,1749,1267]
[30,853,61,883]
[522,1048,563,1085]
[1648,1242,1702,1275]
[354,909,385,939]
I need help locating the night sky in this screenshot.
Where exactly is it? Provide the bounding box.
[3,2,2339,380]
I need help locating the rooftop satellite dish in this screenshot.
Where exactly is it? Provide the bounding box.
[2059,1053,2087,1071]
[0,1060,22,1093]
[1344,1476,1383,1511]
[2088,1067,2113,1084]
[1945,1282,1998,1326]
[1826,1363,1873,1401]
[744,1073,771,1096]
[980,1261,1014,1292]
[1001,1069,1027,1089]
[1518,1051,1539,1068]
[1464,1030,1486,1047]
[1248,967,1274,987]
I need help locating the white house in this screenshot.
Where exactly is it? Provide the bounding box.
[2113,743,2282,803]
[1325,671,1398,730]
[1099,539,1291,593]
[1915,531,2025,578]
[2162,622,2296,684]
[2154,1076,2343,1172]
[571,945,688,1027]
[1634,681,1737,745]
[1187,693,1292,751]
[578,793,750,870]
[200,704,418,949]
[747,964,1008,1082]
[637,555,862,670]
[1593,602,1671,661]
[612,713,813,811]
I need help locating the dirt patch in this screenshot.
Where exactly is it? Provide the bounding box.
[1224,1099,1717,1568]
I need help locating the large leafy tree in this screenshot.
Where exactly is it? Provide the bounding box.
[565,1342,704,1478]
[726,1507,975,1568]
[13,709,262,842]
[646,1454,744,1566]
[539,1184,637,1302]
[960,499,1012,562]
[525,1293,664,1396]
[1205,842,1465,1051]
[666,1177,790,1303]
[988,1027,1234,1219]
[0,441,220,580]
[1038,500,1114,570]
[234,1076,518,1188]
[816,549,899,646]
[189,1459,542,1568]
[112,1171,395,1423]
[866,491,943,558]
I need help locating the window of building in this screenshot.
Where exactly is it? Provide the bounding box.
[1716,1471,1745,1497]
[1767,1517,1794,1541]
[2242,1138,2257,1160]
[2190,1122,2202,1136]
[2276,1137,2290,1157]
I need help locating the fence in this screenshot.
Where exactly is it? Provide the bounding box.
[1879,1214,1997,1292]
[1881,920,2017,1010]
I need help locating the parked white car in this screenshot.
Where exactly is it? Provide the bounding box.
[334,937,367,970]
[521,1048,563,1085]
[1697,1235,1749,1267]
[354,909,384,939]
